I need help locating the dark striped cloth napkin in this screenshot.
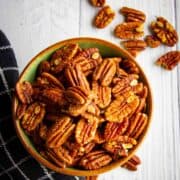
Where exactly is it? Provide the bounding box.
[0,30,78,180]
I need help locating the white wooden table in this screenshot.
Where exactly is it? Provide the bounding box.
[0,0,179,179]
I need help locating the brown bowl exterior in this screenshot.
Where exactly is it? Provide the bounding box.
[12,37,153,176]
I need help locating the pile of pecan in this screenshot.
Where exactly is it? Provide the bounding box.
[15,43,148,172]
[90,1,180,70]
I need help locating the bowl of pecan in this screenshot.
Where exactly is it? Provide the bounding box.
[12,37,153,176]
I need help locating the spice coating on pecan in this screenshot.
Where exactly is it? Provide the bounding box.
[156,51,180,70]
[150,17,178,46]
[94,6,115,28]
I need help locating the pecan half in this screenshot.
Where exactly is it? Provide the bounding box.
[38,61,51,75]
[46,146,73,168]
[120,7,146,23]
[120,59,140,74]
[65,86,89,105]
[94,6,115,28]
[36,72,64,90]
[114,22,144,39]
[16,81,33,104]
[50,43,79,73]
[79,150,112,170]
[65,64,90,91]
[51,43,79,61]
[75,118,98,145]
[90,0,105,7]
[125,113,148,139]
[116,136,137,145]
[104,118,129,141]
[112,75,138,97]
[121,40,147,57]
[21,102,45,133]
[40,88,66,107]
[46,116,75,148]
[103,141,127,159]
[92,81,111,108]
[156,51,180,70]
[145,35,161,48]
[150,17,178,46]
[122,155,141,171]
[93,58,116,86]
[105,93,140,122]
[73,48,102,76]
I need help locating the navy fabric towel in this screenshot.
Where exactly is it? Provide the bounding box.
[0,30,78,180]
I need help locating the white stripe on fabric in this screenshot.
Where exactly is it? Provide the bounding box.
[0,163,13,180]
[2,67,18,71]
[0,155,31,177]
[38,171,55,180]
[0,133,30,179]
[39,164,54,180]
[0,136,17,148]
[74,176,80,180]
[0,45,12,51]
[0,88,14,96]
[0,67,11,98]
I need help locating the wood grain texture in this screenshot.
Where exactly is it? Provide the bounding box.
[0,0,179,180]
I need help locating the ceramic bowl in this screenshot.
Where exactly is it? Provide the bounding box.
[12,37,153,176]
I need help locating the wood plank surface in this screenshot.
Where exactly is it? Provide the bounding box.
[0,0,179,180]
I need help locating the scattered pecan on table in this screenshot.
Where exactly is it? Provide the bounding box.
[156,51,180,70]
[120,7,146,23]
[150,17,178,46]
[94,5,115,28]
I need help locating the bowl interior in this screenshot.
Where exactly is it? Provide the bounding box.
[13,37,153,176]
